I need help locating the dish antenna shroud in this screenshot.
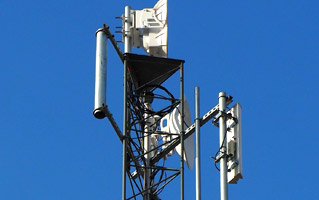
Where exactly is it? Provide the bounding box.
[160,96,195,169]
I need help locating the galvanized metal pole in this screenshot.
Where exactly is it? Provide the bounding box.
[180,64,185,200]
[124,6,131,53]
[123,6,131,200]
[93,28,107,119]
[195,87,201,200]
[122,59,128,200]
[219,92,228,200]
[144,103,151,200]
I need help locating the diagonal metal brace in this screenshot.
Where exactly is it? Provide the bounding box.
[151,96,233,165]
[101,105,145,181]
[98,24,124,63]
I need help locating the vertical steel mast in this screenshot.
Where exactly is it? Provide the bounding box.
[122,6,131,200]
[180,64,185,200]
[195,87,201,200]
[218,92,228,200]
[144,102,152,200]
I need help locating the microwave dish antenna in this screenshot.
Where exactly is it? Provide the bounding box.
[160,96,195,169]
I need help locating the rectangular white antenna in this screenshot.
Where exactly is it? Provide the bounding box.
[226,103,243,184]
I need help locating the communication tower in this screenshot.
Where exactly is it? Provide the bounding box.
[92,1,243,200]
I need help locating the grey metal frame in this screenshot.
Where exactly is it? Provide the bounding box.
[95,23,236,200]
[121,55,186,200]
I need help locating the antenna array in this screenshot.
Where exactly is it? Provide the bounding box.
[92,1,243,200]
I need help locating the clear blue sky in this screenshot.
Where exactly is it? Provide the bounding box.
[1,0,319,199]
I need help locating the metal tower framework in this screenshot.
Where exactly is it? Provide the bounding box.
[93,24,241,200]
[122,53,185,200]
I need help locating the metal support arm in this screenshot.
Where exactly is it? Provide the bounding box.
[151,97,232,165]
[101,24,124,62]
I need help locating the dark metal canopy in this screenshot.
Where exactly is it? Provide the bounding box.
[124,53,185,92]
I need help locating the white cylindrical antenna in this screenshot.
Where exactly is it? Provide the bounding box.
[93,28,108,119]
[124,6,132,53]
